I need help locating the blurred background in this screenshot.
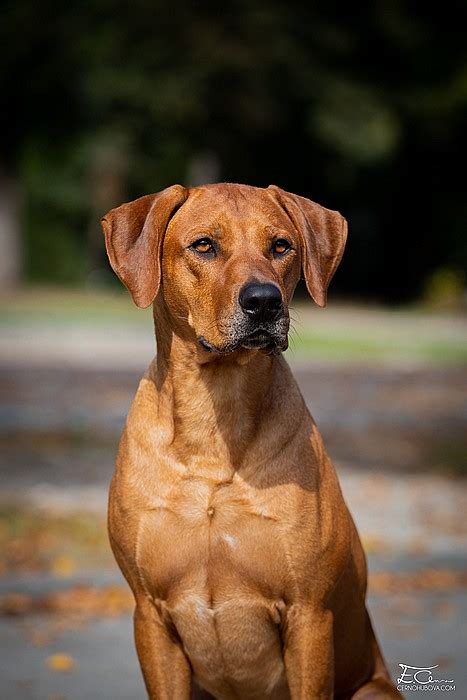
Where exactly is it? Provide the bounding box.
[0,2,466,698]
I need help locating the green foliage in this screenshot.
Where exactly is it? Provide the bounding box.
[312,82,401,163]
[20,139,89,282]
[424,267,466,309]
[1,1,467,298]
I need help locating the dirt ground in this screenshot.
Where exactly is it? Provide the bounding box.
[0,292,466,699]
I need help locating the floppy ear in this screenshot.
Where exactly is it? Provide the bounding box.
[101,184,188,308]
[268,185,347,307]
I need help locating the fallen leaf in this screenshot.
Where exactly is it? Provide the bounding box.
[46,653,75,672]
[361,535,389,554]
[0,592,34,615]
[0,584,133,618]
[51,555,76,577]
[369,568,467,594]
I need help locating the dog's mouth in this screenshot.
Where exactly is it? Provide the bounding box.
[240,328,278,351]
[198,309,290,356]
[198,326,288,355]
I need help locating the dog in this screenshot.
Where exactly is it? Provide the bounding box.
[102,183,401,699]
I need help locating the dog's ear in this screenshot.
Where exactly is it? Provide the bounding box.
[101,185,188,308]
[267,185,347,307]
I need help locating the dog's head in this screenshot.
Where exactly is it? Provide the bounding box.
[102,183,347,355]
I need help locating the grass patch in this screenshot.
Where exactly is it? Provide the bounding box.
[287,330,467,365]
[1,287,466,366]
[0,288,150,325]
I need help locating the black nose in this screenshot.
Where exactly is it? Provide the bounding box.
[239,283,283,322]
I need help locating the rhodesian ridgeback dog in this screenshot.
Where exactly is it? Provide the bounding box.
[102,183,401,699]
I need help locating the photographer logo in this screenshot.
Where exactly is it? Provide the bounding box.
[397,664,455,692]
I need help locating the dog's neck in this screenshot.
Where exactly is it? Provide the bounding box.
[148,298,293,474]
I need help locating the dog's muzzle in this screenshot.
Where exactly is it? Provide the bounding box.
[198,282,289,355]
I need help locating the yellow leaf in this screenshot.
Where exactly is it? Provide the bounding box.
[361,535,387,554]
[46,653,75,672]
[51,555,76,577]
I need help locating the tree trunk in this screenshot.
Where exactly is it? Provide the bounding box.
[0,173,22,287]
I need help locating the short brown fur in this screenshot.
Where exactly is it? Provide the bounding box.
[102,183,401,699]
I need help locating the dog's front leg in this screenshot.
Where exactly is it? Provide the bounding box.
[283,605,334,700]
[134,596,192,700]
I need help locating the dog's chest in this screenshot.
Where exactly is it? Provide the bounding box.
[134,473,292,691]
[135,473,291,601]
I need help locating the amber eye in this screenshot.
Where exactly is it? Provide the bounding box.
[191,237,214,254]
[272,238,291,256]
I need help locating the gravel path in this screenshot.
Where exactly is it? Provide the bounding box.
[1,302,466,698]
[0,568,465,699]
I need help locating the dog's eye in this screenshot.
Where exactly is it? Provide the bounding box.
[191,238,214,255]
[272,239,291,256]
